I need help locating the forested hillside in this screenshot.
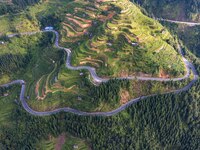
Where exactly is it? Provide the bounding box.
[133,0,200,58]
[134,0,200,21]
[160,21,200,58]
[0,0,40,15]
[0,0,199,149]
[0,80,199,149]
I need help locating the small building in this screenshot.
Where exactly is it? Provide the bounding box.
[161,29,166,34]
[54,76,58,82]
[107,42,112,46]
[131,42,138,46]
[14,99,18,103]
[73,145,79,149]
[80,72,84,76]
[77,96,82,101]
[3,93,9,97]
[45,26,54,30]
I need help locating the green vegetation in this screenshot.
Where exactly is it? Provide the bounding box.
[0,1,199,149]
[159,21,200,58]
[0,0,193,112]
[0,0,187,80]
[0,85,20,127]
[0,34,39,71]
[0,79,199,149]
[134,0,200,21]
[0,0,73,34]
[0,0,40,15]
[60,0,185,78]
[27,63,192,112]
[0,29,191,113]
[36,133,90,150]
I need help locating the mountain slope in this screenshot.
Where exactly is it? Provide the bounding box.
[60,0,185,78]
[134,0,200,22]
[0,0,40,15]
[135,0,200,58]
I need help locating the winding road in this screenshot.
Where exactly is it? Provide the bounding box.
[0,19,199,116]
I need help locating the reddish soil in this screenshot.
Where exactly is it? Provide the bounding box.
[97,0,113,2]
[122,34,132,43]
[66,17,92,29]
[55,134,66,150]
[98,12,115,22]
[63,24,87,37]
[159,69,170,78]
[35,81,39,97]
[118,70,129,77]
[120,90,130,104]
[73,16,92,24]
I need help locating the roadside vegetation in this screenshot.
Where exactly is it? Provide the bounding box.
[134,0,200,22]
[0,0,40,15]
[159,21,200,58]
[0,0,199,149]
[0,0,194,112]
[134,0,200,60]
[0,79,199,149]
[0,28,192,113]
[60,0,185,78]
[0,0,184,78]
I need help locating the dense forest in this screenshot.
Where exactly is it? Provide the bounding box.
[88,79,130,106]
[178,26,200,57]
[0,52,199,149]
[0,0,39,15]
[0,79,199,149]
[159,21,200,58]
[134,0,200,21]
[133,0,200,58]
[0,32,53,75]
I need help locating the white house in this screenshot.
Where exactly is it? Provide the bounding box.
[45,26,54,30]
[131,42,138,46]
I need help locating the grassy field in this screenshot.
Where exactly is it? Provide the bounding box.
[35,133,90,150]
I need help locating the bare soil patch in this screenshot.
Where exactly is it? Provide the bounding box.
[55,133,66,150]
[120,90,130,104]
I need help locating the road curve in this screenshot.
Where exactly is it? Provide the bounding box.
[0,28,199,116]
[41,30,194,83]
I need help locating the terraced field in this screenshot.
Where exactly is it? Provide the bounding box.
[0,0,192,112]
[0,31,190,112]
[61,0,185,78]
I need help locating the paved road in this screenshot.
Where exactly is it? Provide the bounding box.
[157,18,200,26]
[0,28,199,116]
[49,30,193,83]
